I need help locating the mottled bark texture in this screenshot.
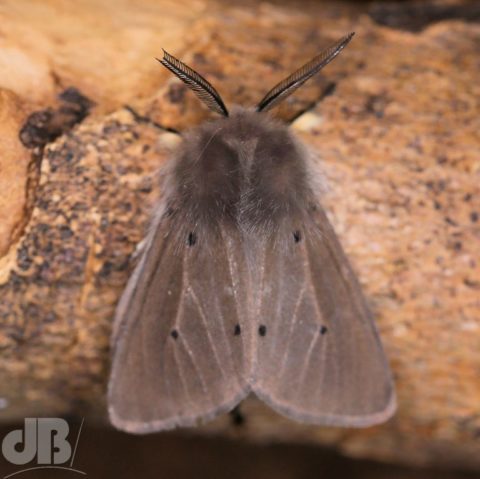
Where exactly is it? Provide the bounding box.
[0,0,479,470]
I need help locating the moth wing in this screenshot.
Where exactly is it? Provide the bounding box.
[252,207,396,426]
[108,213,251,433]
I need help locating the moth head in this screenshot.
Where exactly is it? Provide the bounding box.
[157,32,354,118]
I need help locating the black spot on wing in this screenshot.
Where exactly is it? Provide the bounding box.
[188,232,197,246]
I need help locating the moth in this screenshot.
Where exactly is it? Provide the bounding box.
[108,32,396,433]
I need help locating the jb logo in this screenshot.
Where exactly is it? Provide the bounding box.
[1,418,85,478]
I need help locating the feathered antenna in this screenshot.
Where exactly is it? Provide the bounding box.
[158,50,229,117]
[257,32,355,113]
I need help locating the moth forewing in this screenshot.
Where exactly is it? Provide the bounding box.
[251,204,396,426]
[108,209,252,433]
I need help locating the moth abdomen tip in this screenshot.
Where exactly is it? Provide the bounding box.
[230,406,245,427]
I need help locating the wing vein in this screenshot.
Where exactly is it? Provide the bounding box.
[278,282,307,377]
[222,229,247,381]
[188,282,228,380]
[179,334,209,397]
[172,338,194,408]
[304,237,342,410]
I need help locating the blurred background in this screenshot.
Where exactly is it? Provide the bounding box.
[1,420,480,478]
